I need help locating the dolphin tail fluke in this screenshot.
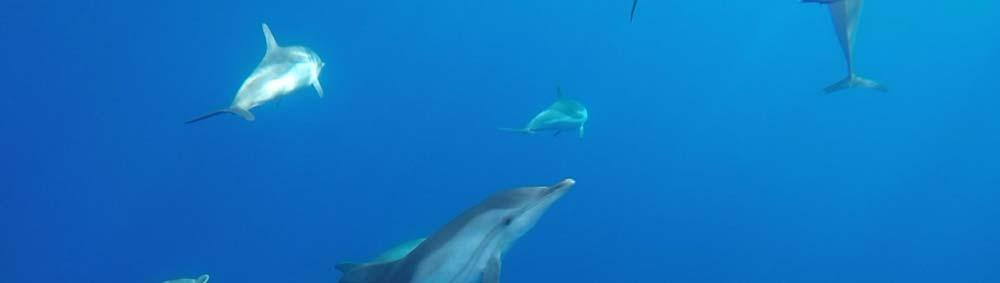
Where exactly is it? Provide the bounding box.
[185,108,256,124]
[498,128,535,135]
[630,0,638,22]
[822,75,888,94]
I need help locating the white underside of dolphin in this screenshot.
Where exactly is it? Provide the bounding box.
[186,23,325,124]
[806,0,887,94]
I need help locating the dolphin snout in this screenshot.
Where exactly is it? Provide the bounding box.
[549,178,575,193]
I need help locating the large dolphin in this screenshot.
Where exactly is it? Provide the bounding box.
[500,86,588,138]
[336,179,575,283]
[162,274,209,283]
[186,23,325,124]
[804,0,887,94]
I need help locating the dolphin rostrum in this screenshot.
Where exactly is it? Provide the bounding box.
[499,86,588,138]
[186,23,325,124]
[336,179,575,283]
[804,0,887,94]
[162,274,209,283]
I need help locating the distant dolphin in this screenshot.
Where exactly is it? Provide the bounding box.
[336,179,575,283]
[630,0,639,22]
[162,274,209,283]
[186,23,325,124]
[500,86,588,138]
[804,0,887,94]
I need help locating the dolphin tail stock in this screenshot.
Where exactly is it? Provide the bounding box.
[498,128,535,135]
[822,74,888,94]
[185,107,256,124]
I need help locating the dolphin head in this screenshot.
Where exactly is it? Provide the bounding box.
[477,179,574,249]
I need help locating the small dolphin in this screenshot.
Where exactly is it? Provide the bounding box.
[630,0,639,22]
[804,0,887,94]
[186,23,325,124]
[500,86,588,138]
[336,179,575,283]
[162,274,209,283]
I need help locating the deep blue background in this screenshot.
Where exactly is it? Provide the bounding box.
[2,0,998,282]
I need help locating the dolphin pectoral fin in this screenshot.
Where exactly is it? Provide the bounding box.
[185,108,256,124]
[482,254,501,283]
[262,23,279,52]
[313,81,324,97]
[195,274,210,283]
[630,0,638,22]
[822,75,887,94]
[499,128,534,135]
[579,125,585,139]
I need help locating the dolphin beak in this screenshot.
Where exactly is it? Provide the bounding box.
[548,178,575,195]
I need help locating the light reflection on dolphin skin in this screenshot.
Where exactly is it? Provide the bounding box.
[805,0,887,94]
[186,23,325,124]
[336,179,576,283]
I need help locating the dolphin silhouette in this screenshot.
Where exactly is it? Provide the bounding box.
[336,179,575,283]
[804,0,887,94]
[186,23,325,123]
[500,86,588,138]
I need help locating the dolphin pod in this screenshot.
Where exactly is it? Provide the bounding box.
[336,179,575,283]
[186,23,325,124]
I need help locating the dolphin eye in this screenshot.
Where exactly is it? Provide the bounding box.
[502,217,513,226]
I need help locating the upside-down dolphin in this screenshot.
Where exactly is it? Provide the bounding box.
[804,0,887,94]
[162,274,209,283]
[186,23,325,124]
[336,179,575,283]
[500,86,588,138]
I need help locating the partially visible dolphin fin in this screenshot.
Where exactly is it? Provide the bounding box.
[822,75,887,94]
[185,107,256,124]
[630,0,638,22]
[262,23,279,52]
[195,274,210,283]
[579,125,585,139]
[313,81,324,97]
[499,128,535,135]
[337,262,394,283]
[482,254,502,283]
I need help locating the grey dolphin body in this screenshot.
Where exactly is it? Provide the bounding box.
[336,179,575,283]
[805,0,887,94]
[186,23,325,123]
[500,87,588,138]
[162,274,209,283]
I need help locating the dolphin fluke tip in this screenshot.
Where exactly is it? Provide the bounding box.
[821,75,887,94]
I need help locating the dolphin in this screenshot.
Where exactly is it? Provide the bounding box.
[162,274,209,283]
[186,23,325,124]
[804,0,887,94]
[336,179,575,283]
[499,86,588,138]
[630,0,639,22]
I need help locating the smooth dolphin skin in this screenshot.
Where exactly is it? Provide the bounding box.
[499,86,588,138]
[186,23,325,124]
[336,179,576,283]
[162,274,209,283]
[805,0,887,94]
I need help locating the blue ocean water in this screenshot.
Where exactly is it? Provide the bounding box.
[2,0,998,282]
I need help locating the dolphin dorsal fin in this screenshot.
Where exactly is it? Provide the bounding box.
[262,23,279,52]
[195,274,210,283]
